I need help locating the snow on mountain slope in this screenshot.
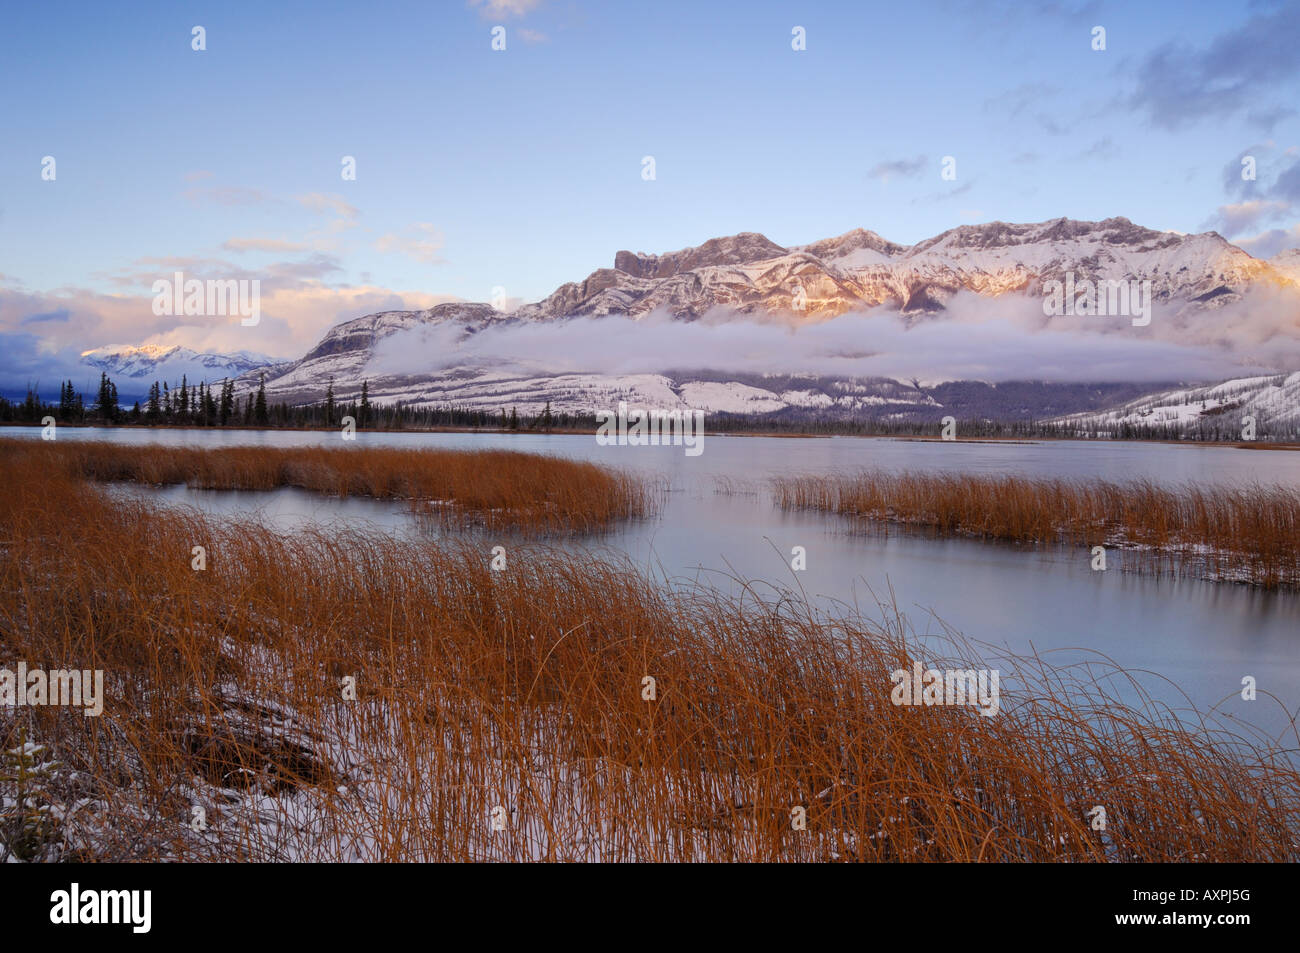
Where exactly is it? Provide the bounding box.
[80,344,283,383]
[1050,372,1300,433]
[504,217,1298,322]
[675,381,789,414]
[196,217,1298,424]
[298,303,501,364]
[247,360,1171,426]
[232,302,500,401]
[241,363,945,419]
[1271,249,1300,282]
[879,218,1279,312]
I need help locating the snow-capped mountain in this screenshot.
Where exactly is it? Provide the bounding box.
[1270,248,1300,283]
[1049,372,1300,435]
[218,216,1298,420]
[242,362,1163,424]
[255,366,953,419]
[294,304,503,366]
[81,344,284,383]
[505,217,1297,321]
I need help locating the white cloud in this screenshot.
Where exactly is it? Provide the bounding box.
[0,275,457,365]
[1236,225,1300,259]
[374,224,446,265]
[1208,200,1291,236]
[297,192,359,221]
[468,0,542,18]
[364,288,1300,385]
[223,237,309,253]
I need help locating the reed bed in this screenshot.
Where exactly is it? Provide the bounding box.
[2,453,1297,862]
[771,470,1300,589]
[1,438,653,535]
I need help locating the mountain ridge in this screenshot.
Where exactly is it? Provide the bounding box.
[81,216,1300,427]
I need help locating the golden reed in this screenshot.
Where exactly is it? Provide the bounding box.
[771,469,1300,589]
[1,446,1296,861]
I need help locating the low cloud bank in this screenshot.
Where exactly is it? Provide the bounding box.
[367,290,1299,385]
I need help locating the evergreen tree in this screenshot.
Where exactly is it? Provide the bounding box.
[541,400,553,432]
[218,380,234,425]
[509,406,518,430]
[95,372,119,423]
[200,381,217,426]
[69,382,83,420]
[147,381,161,420]
[180,375,189,419]
[325,378,336,426]
[254,374,269,425]
[359,380,370,427]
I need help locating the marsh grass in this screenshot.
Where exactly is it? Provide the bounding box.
[2,438,654,535]
[1,451,1297,861]
[772,470,1300,589]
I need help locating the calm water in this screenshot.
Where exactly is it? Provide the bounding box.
[10,426,1300,744]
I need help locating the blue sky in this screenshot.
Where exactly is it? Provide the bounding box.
[1,0,1298,363]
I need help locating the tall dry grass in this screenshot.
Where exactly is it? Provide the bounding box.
[772,470,1300,589]
[1,438,653,534]
[1,450,1297,861]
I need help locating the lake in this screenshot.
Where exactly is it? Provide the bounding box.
[10,425,1300,745]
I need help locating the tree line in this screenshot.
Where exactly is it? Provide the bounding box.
[0,373,588,433]
[1,372,1293,442]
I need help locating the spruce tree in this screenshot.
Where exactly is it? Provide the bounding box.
[96,372,119,423]
[254,374,269,425]
[218,380,234,425]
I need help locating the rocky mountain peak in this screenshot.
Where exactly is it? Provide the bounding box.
[795,228,905,260]
[298,303,499,362]
[228,215,1297,408]
[613,232,788,278]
